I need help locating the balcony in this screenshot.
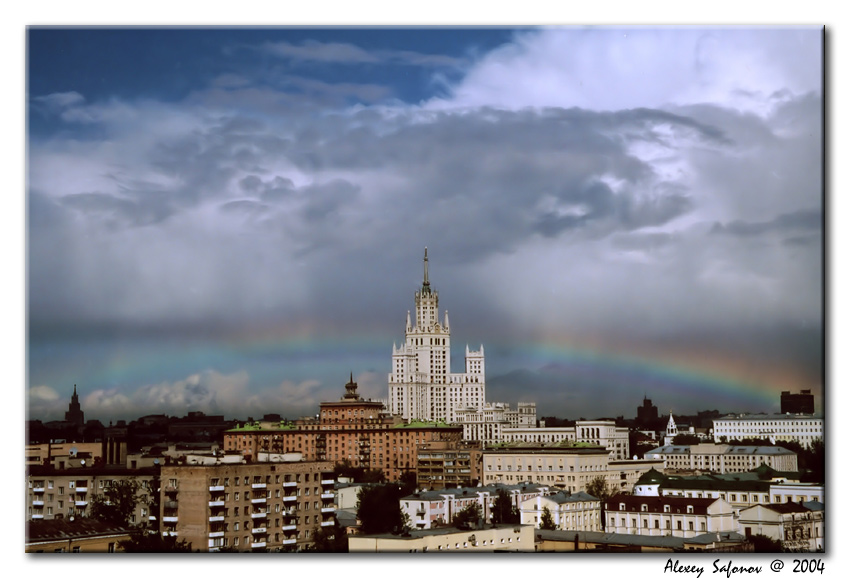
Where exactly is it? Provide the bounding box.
[252,483,266,489]
[75,500,88,507]
[282,495,297,502]
[208,500,225,507]
[209,531,225,538]
[32,500,45,507]
[282,538,297,545]
[281,524,296,531]
[251,541,267,549]
[321,520,334,527]
[163,516,179,523]
[321,478,334,485]
[209,515,225,522]
[251,511,267,519]
[75,487,88,493]
[209,485,225,492]
[252,527,267,534]
[164,500,179,510]
[321,507,335,513]
[162,531,178,537]
[33,487,45,493]
[321,493,334,499]
[251,497,267,504]
[282,481,297,487]
[31,514,44,519]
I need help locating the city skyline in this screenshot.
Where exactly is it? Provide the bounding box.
[27,27,823,423]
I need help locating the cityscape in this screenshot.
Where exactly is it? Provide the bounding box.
[26,25,823,560]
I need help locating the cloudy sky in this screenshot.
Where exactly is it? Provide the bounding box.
[26,26,824,423]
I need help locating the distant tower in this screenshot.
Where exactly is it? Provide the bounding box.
[664,410,678,445]
[64,384,85,426]
[636,395,658,426]
[387,248,486,422]
[780,389,815,414]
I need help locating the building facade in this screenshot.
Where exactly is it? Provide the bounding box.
[605,495,737,539]
[712,414,823,449]
[415,440,482,490]
[780,390,816,415]
[159,458,335,552]
[644,443,798,474]
[26,466,157,525]
[223,376,463,481]
[348,523,534,553]
[519,491,602,532]
[737,502,824,552]
[388,249,487,423]
[481,446,610,491]
[401,483,549,529]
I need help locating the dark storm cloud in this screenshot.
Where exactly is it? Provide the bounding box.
[710,209,821,237]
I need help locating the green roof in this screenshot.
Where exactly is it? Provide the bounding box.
[393,420,458,429]
[225,421,297,433]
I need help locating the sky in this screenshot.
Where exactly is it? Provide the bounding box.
[26,26,824,423]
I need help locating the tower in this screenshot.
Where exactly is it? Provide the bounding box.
[664,410,678,445]
[388,249,486,422]
[64,384,85,427]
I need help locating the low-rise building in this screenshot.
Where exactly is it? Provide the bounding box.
[738,501,824,552]
[519,491,602,532]
[482,444,610,491]
[500,420,629,460]
[349,523,534,553]
[644,443,798,474]
[534,529,751,553]
[713,414,823,449]
[400,483,549,529]
[159,456,335,552]
[25,518,133,553]
[604,495,737,539]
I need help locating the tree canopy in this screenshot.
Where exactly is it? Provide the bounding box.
[539,506,557,530]
[89,479,146,527]
[452,503,482,529]
[356,484,407,535]
[118,531,192,552]
[491,489,519,524]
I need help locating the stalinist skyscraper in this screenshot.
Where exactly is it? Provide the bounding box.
[388,248,486,423]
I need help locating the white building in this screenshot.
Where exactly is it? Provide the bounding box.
[605,495,737,539]
[386,250,535,436]
[713,414,824,449]
[500,421,628,460]
[387,249,486,423]
[349,523,534,552]
[400,483,549,530]
[738,502,824,552]
[644,443,798,474]
[519,491,602,532]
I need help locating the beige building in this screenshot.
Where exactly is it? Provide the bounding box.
[416,440,482,489]
[159,457,335,552]
[519,491,602,532]
[499,421,629,460]
[349,523,534,552]
[481,445,608,492]
[644,443,798,474]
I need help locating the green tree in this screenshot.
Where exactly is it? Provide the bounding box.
[747,534,783,553]
[308,516,349,552]
[356,484,406,534]
[672,434,701,445]
[491,488,519,524]
[118,531,193,552]
[89,479,146,527]
[585,476,611,501]
[539,506,557,530]
[334,460,386,483]
[452,502,482,529]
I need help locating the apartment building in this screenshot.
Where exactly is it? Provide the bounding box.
[605,495,737,539]
[26,466,156,525]
[159,457,335,552]
[500,420,629,460]
[224,376,463,481]
[644,443,798,474]
[713,414,823,449]
[519,491,602,532]
[416,440,482,489]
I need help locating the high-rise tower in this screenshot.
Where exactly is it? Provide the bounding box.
[388,249,485,422]
[64,384,85,426]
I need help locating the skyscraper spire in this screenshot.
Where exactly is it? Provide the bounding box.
[423,246,430,291]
